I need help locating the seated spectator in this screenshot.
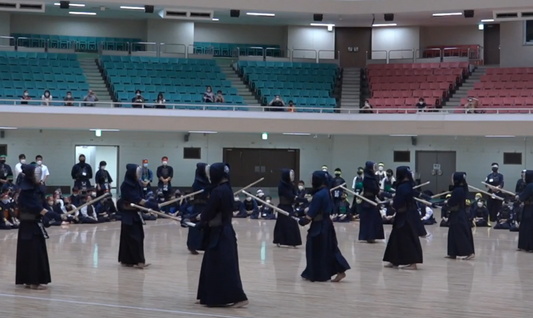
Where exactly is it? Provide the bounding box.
[64,91,75,106]
[287,100,296,112]
[416,98,427,112]
[268,95,285,111]
[83,90,98,107]
[132,90,145,108]
[215,90,225,103]
[464,97,481,114]
[203,86,214,103]
[21,90,31,105]
[41,90,52,106]
[155,92,166,109]
[360,100,373,114]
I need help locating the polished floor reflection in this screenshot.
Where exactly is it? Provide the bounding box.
[0,220,531,318]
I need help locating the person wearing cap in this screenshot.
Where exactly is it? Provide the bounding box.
[95,161,113,197]
[156,156,174,200]
[485,163,504,222]
[14,154,26,180]
[0,155,12,185]
[140,159,153,197]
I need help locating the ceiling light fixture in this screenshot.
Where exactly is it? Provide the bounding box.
[212,18,219,21]
[481,19,494,22]
[372,23,397,27]
[432,12,463,17]
[485,135,515,138]
[89,128,120,132]
[0,126,17,130]
[282,132,311,136]
[246,12,275,17]
[120,6,145,10]
[188,130,217,134]
[54,2,85,7]
[390,134,417,137]
[69,11,96,15]
[310,23,335,27]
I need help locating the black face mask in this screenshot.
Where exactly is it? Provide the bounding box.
[387,174,392,178]
[492,167,498,172]
[79,160,85,164]
[357,171,363,176]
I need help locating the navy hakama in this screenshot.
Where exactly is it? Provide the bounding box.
[273,169,302,247]
[358,162,385,242]
[446,174,475,258]
[517,174,533,251]
[16,222,51,286]
[118,220,145,265]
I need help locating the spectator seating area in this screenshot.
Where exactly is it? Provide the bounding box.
[423,45,480,59]
[237,61,338,111]
[0,51,88,102]
[11,34,141,51]
[101,55,246,110]
[458,67,533,113]
[367,62,469,111]
[194,42,281,57]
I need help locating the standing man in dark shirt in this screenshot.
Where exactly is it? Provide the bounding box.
[71,154,93,191]
[0,155,13,186]
[156,156,174,200]
[485,163,504,222]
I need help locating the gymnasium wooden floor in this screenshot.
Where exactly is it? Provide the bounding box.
[0,219,531,318]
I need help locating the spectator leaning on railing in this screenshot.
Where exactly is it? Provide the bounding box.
[132,90,145,108]
[287,100,296,112]
[20,90,31,105]
[268,95,285,112]
[215,90,225,103]
[416,98,427,112]
[360,99,373,114]
[83,90,98,107]
[203,86,214,103]
[64,91,75,106]
[41,90,52,106]
[464,97,481,114]
[155,92,166,109]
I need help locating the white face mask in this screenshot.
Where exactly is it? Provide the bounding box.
[136,93,141,96]
[234,197,239,201]
[101,166,106,170]
[67,94,72,98]
[162,161,168,166]
[37,160,42,165]
[298,185,304,190]
[20,159,26,164]
[378,166,384,171]
[2,199,9,204]
[418,101,423,104]
[477,202,483,208]
[91,192,96,197]
[143,163,148,168]
[266,200,271,204]
[24,92,29,96]
[246,197,252,202]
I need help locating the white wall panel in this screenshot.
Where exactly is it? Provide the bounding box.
[371,26,420,59]
[194,23,286,45]
[500,21,533,67]
[419,25,483,48]
[287,26,335,59]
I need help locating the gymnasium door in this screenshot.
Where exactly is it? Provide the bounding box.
[75,145,119,193]
[483,24,500,65]
[223,148,299,187]
[415,151,456,194]
[335,27,372,68]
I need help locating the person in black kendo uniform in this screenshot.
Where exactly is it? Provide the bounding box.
[71,154,93,191]
[485,163,504,223]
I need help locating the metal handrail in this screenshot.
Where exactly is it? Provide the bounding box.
[367,50,388,63]
[1,100,533,115]
[388,49,415,62]
[265,47,290,59]
[292,49,317,61]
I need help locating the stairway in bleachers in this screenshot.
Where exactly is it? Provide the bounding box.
[218,61,261,108]
[445,66,486,109]
[78,56,113,107]
[340,68,361,109]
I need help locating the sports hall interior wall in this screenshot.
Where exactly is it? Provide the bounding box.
[0,12,10,37]
[499,21,533,67]
[1,131,530,189]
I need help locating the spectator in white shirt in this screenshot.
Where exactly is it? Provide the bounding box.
[41,90,52,106]
[14,154,26,180]
[35,154,50,185]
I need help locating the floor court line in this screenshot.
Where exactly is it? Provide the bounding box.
[0,293,253,318]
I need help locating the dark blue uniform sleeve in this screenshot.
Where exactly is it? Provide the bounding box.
[279,187,296,203]
[71,165,78,179]
[498,173,504,187]
[200,188,221,224]
[519,183,533,202]
[306,189,326,218]
[87,165,93,179]
[446,188,464,208]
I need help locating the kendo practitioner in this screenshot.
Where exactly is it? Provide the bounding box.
[242,196,258,218]
[196,163,248,308]
[118,163,160,269]
[516,170,526,193]
[0,154,13,186]
[232,195,244,218]
[471,199,489,227]
[485,163,504,222]
[184,163,210,255]
[493,201,513,230]
[95,161,113,197]
[331,168,346,214]
[71,154,93,190]
[351,167,364,218]
[156,156,174,200]
[359,161,385,243]
[257,196,276,219]
[445,172,475,260]
[515,170,533,252]
[273,169,302,247]
[383,166,423,270]
[255,189,265,209]
[298,170,350,282]
[295,180,310,217]
[333,192,352,222]
[16,164,65,290]
[440,194,451,227]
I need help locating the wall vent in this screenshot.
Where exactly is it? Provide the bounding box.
[159,9,213,20]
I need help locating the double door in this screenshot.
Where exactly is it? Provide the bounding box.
[415,151,456,194]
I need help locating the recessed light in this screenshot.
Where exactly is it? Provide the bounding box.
[54,2,85,7]
[432,12,463,17]
[89,128,120,132]
[485,135,515,138]
[246,12,275,17]
[372,23,397,27]
[390,134,417,137]
[120,6,145,10]
[188,130,217,134]
[0,127,17,130]
[69,11,96,15]
[481,19,494,22]
[212,18,219,21]
[283,132,311,136]
[310,23,335,27]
